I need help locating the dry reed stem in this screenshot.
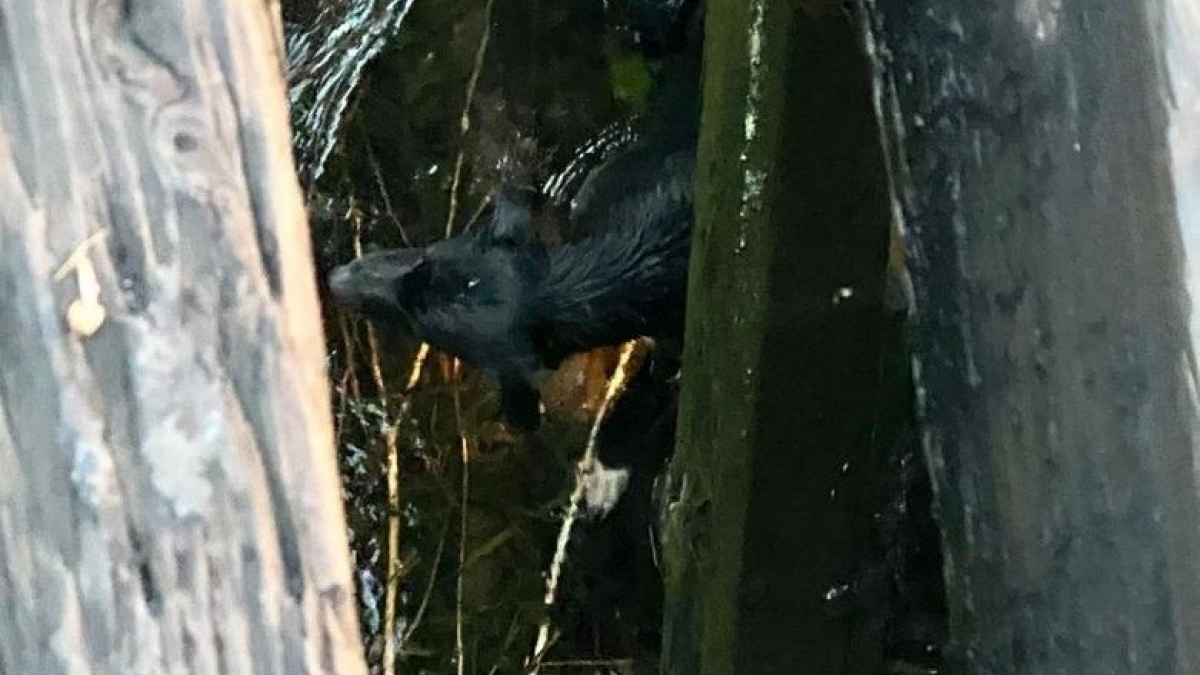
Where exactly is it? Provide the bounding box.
[526,339,652,674]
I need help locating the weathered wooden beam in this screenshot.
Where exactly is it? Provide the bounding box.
[863,0,1200,672]
[0,2,365,673]
[660,1,897,673]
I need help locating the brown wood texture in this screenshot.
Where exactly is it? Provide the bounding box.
[0,2,366,673]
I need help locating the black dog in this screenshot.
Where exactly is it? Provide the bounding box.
[329,105,696,432]
[328,4,701,430]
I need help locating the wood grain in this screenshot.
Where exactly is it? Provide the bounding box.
[0,2,366,673]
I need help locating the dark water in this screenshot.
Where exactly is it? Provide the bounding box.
[286,0,415,188]
[286,2,680,673]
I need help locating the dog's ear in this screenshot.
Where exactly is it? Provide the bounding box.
[393,254,432,309]
[484,181,540,247]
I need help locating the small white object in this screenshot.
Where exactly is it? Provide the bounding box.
[66,299,106,337]
[55,230,108,338]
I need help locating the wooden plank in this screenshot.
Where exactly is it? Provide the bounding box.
[863,0,1200,671]
[661,1,897,673]
[0,2,366,673]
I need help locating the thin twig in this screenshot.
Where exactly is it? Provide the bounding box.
[333,317,359,450]
[352,216,423,675]
[371,326,403,675]
[524,630,562,675]
[441,5,497,670]
[365,137,414,247]
[462,196,493,233]
[537,659,636,669]
[450,357,471,675]
[406,343,431,392]
[444,149,470,239]
[53,229,109,280]
[526,340,651,674]
[486,612,526,675]
[399,516,452,648]
[444,0,497,238]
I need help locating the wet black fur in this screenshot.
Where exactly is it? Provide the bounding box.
[328,155,692,429]
[328,25,700,430]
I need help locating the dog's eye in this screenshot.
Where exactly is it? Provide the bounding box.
[455,277,481,300]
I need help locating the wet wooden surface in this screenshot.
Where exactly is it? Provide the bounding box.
[662,1,897,673]
[864,0,1200,672]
